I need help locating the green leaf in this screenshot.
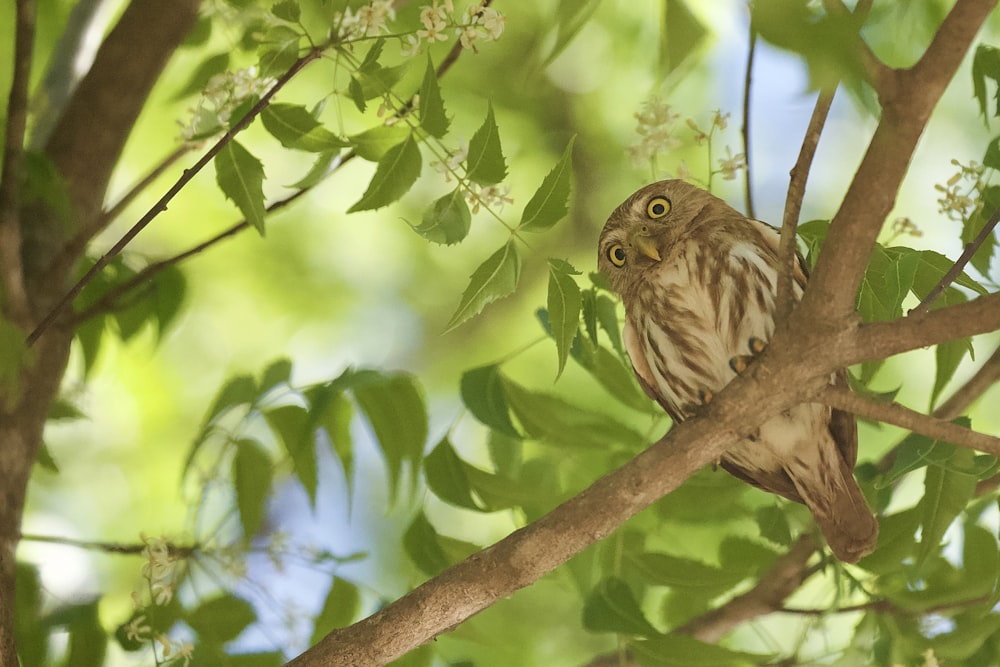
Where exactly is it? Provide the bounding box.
[291,150,341,189]
[582,577,660,637]
[424,438,479,510]
[465,102,507,185]
[756,505,792,546]
[630,635,764,666]
[973,44,1000,124]
[351,371,428,501]
[305,382,355,484]
[460,364,520,438]
[348,124,411,161]
[258,26,301,77]
[310,578,360,645]
[418,54,449,137]
[264,404,318,505]
[547,259,581,378]
[519,137,575,231]
[446,241,521,330]
[625,552,745,595]
[348,135,422,212]
[215,140,267,234]
[261,103,349,152]
[931,339,972,410]
[595,294,624,355]
[661,0,708,76]
[403,512,451,576]
[232,438,272,539]
[271,0,300,22]
[186,374,258,476]
[544,0,602,64]
[962,183,1000,275]
[187,594,257,643]
[62,600,106,667]
[589,345,654,412]
[259,358,292,393]
[172,52,230,100]
[411,188,471,245]
[918,450,978,566]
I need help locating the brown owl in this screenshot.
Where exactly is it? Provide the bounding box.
[598,179,878,563]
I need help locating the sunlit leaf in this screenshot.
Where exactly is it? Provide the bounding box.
[446,241,521,331]
[310,578,360,645]
[519,137,575,231]
[419,54,449,137]
[348,135,422,212]
[186,374,257,475]
[348,124,410,161]
[271,0,299,22]
[232,438,272,539]
[547,259,581,378]
[582,577,660,637]
[215,140,267,234]
[187,594,257,643]
[465,102,507,185]
[918,449,978,567]
[261,103,349,152]
[412,188,471,245]
[460,364,520,438]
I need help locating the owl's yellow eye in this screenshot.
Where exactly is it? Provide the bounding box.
[607,244,627,267]
[646,196,671,219]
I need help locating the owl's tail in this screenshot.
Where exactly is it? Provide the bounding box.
[786,447,879,563]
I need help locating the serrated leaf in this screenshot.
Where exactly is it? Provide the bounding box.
[264,404,318,505]
[424,438,479,510]
[446,241,521,330]
[520,137,575,231]
[918,451,978,567]
[460,364,520,437]
[215,140,267,234]
[348,124,410,161]
[310,578,360,645]
[233,438,272,539]
[465,102,507,185]
[582,577,660,637]
[351,371,427,502]
[547,259,581,378]
[931,339,972,410]
[419,54,449,137]
[348,135,422,212]
[187,595,256,643]
[261,103,349,152]
[412,188,471,245]
[291,150,341,189]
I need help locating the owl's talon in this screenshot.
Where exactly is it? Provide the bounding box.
[681,389,714,419]
[698,389,713,405]
[748,337,767,354]
[729,355,752,374]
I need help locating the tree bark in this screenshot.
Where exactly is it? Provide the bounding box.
[0,2,199,665]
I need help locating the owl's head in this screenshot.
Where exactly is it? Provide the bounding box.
[597,179,722,295]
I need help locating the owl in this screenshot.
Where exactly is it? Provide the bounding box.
[597,179,878,563]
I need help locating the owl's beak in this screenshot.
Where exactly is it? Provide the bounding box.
[632,234,662,262]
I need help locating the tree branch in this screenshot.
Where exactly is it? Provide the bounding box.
[0,0,36,327]
[797,0,997,323]
[675,535,820,643]
[847,292,1000,365]
[741,18,756,220]
[821,384,1000,457]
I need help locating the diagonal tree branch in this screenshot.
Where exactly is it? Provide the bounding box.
[797,0,997,324]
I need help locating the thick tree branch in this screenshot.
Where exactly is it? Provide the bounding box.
[847,292,1000,365]
[798,0,996,323]
[0,0,36,327]
[822,385,1000,456]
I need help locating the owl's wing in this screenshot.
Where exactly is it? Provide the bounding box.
[623,318,686,423]
[748,219,808,288]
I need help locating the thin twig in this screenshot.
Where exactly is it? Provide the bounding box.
[821,384,1000,457]
[0,0,37,327]
[775,88,835,323]
[19,532,198,559]
[780,593,993,617]
[741,16,756,220]
[70,186,313,323]
[911,203,1000,314]
[25,45,327,346]
[42,144,196,286]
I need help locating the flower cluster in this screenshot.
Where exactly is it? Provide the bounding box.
[466,182,514,213]
[124,534,194,666]
[336,0,396,39]
[403,1,506,56]
[180,67,275,141]
[935,158,986,221]
[628,96,681,166]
